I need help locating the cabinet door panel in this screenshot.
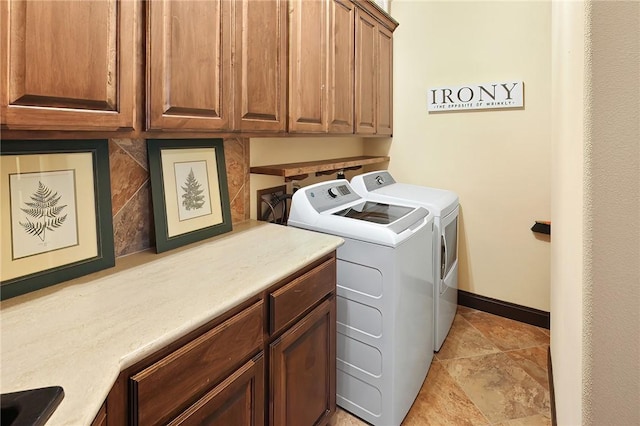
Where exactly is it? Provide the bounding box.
[377,25,393,135]
[147,0,231,130]
[328,0,355,134]
[288,0,328,133]
[168,355,265,426]
[1,0,135,130]
[354,9,377,135]
[270,298,336,426]
[234,0,286,132]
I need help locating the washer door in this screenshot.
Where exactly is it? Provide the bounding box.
[333,201,414,225]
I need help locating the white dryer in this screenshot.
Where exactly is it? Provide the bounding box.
[288,180,434,426]
[351,171,459,352]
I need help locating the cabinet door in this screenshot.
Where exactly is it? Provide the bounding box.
[354,8,377,135]
[270,298,336,426]
[328,0,355,134]
[0,0,135,130]
[147,0,231,131]
[233,0,287,132]
[168,355,265,426]
[376,25,393,136]
[288,0,328,133]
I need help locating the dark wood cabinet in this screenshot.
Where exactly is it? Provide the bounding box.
[0,0,136,131]
[354,2,398,136]
[233,0,287,132]
[377,24,394,136]
[146,0,232,131]
[91,403,107,426]
[270,298,336,426]
[2,0,396,137]
[102,253,337,426]
[130,301,264,425]
[168,354,265,426]
[328,0,356,134]
[288,0,329,133]
[354,7,378,135]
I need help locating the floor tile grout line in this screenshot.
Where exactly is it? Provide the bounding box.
[457,311,550,354]
[440,315,553,424]
[437,356,495,426]
[441,353,553,425]
[503,343,551,354]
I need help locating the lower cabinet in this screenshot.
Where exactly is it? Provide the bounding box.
[270,298,336,426]
[98,253,336,426]
[168,354,265,426]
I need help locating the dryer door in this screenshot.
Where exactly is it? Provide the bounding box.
[440,206,459,283]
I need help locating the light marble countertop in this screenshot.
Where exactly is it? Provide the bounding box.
[0,221,343,425]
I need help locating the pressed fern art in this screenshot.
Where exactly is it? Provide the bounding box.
[1,140,115,300]
[181,168,206,211]
[19,181,68,242]
[148,139,231,253]
[173,160,212,222]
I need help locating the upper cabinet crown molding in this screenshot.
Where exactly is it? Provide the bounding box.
[0,0,136,131]
[354,0,399,32]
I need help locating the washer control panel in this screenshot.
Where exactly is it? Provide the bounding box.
[304,181,361,212]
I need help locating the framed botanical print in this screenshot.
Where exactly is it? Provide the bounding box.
[147,139,232,253]
[1,139,115,300]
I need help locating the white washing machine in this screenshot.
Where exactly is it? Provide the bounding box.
[288,180,434,426]
[351,171,459,352]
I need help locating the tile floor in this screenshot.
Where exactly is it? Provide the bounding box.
[334,306,551,426]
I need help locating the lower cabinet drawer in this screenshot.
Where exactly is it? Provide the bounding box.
[270,257,336,335]
[130,301,264,425]
[168,354,265,426]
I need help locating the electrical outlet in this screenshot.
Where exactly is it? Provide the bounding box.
[256,185,288,224]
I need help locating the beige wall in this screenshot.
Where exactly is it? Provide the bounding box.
[552,1,640,424]
[582,1,640,424]
[550,1,586,423]
[376,0,552,311]
[249,137,365,220]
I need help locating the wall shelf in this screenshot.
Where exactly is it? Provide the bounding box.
[250,155,390,181]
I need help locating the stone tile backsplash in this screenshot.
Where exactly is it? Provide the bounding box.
[109,138,250,257]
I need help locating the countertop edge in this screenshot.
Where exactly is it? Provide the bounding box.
[1,222,343,425]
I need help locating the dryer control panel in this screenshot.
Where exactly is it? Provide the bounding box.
[304,182,361,213]
[359,171,396,192]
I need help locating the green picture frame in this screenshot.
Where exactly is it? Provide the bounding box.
[147,139,232,253]
[0,139,115,300]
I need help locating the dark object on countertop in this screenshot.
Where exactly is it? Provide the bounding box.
[531,220,551,235]
[1,386,64,426]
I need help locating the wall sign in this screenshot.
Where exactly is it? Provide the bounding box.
[428,81,524,112]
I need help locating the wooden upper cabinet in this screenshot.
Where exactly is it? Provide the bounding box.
[288,0,329,133]
[0,0,135,131]
[147,0,231,131]
[328,0,355,134]
[233,0,287,132]
[377,24,393,136]
[354,8,377,135]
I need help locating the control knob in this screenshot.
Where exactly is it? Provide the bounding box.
[328,187,340,198]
